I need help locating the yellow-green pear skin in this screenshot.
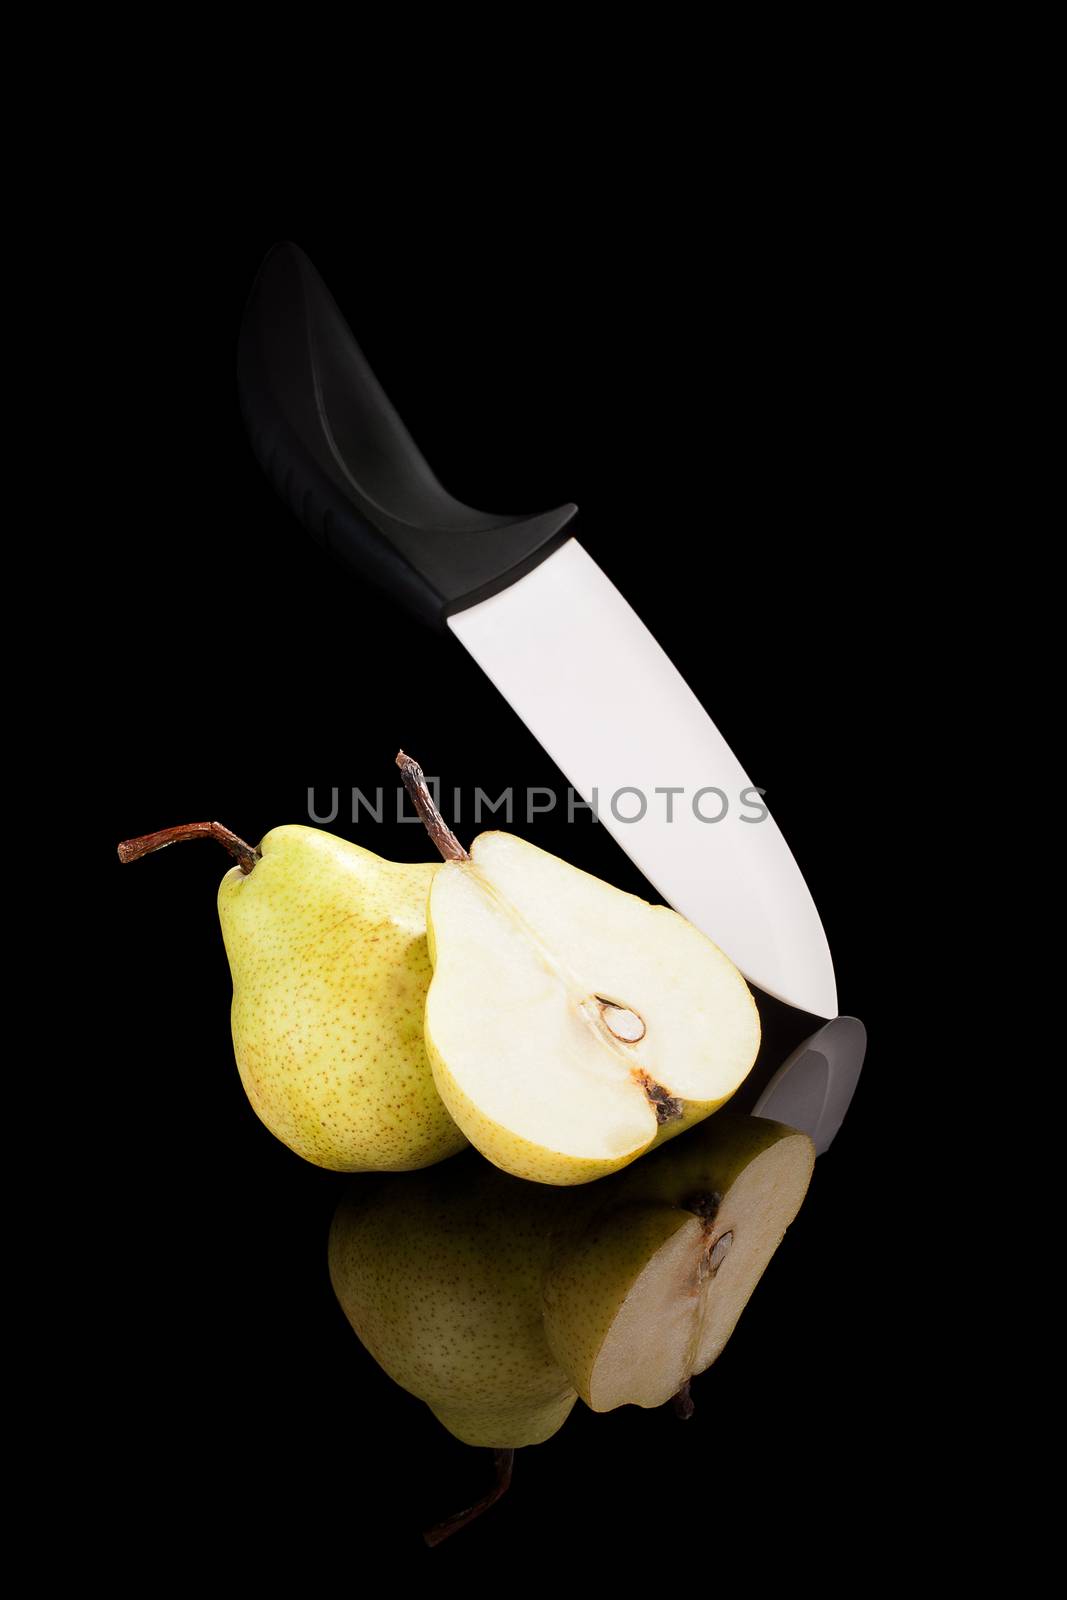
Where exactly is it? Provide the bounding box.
[542,1115,815,1410]
[218,825,467,1172]
[328,1158,577,1447]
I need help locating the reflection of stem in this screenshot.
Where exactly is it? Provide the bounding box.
[671,1380,695,1421]
[423,1448,515,1547]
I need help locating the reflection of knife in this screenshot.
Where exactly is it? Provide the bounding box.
[238,242,837,1020]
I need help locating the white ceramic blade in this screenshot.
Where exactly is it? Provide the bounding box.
[449,541,837,1018]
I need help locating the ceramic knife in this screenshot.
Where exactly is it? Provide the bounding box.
[237,242,839,1022]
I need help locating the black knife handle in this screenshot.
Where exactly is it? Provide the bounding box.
[237,242,578,630]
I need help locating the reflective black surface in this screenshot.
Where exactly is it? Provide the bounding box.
[327,1110,818,1544]
[95,211,905,1570]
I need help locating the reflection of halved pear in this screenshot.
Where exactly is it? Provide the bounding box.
[542,1114,814,1410]
[423,829,761,1185]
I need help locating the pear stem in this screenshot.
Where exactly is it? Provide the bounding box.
[423,1448,514,1547]
[116,821,260,875]
[671,1381,695,1421]
[396,751,469,863]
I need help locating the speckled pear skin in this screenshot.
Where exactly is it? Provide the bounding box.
[217,825,467,1172]
[328,1156,577,1447]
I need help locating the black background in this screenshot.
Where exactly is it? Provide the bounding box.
[95,208,907,1571]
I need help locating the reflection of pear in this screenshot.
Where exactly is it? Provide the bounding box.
[328,1115,812,1449]
[117,820,466,1171]
[328,1157,576,1447]
[399,756,761,1185]
[542,1114,814,1410]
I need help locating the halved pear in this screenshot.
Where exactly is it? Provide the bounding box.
[424,831,761,1184]
[542,1114,814,1409]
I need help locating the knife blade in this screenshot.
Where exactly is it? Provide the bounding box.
[450,540,837,1018]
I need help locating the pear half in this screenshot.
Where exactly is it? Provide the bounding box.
[542,1114,814,1409]
[424,832,761,1184]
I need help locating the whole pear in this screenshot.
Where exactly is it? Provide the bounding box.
[118,819,466,1172]
[328,1155,577,1447]
[218,825,467,1170]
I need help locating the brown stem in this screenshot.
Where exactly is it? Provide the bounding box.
[396,751,469,863]
[671,1380,695,1421]
[116,821,260,875]
[423,1449,514,1548]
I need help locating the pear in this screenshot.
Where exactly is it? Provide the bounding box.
[328,1114,812,1447]
[541,1113,815,1410]
[398,753,761,1185]
[328,1117,812,1544]
[328,1155,577,1448]
[117,820,466,1172]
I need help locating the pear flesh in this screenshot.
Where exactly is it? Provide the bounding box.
[542,1115,815,1409]
[425,832,761,1184]
[219,825,466,1172]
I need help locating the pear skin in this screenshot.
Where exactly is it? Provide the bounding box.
[328,1156,577,1447]
[219,825,466,1171]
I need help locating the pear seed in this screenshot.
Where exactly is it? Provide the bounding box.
[708,1231,733,1272]
[598,1001,646,1042]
